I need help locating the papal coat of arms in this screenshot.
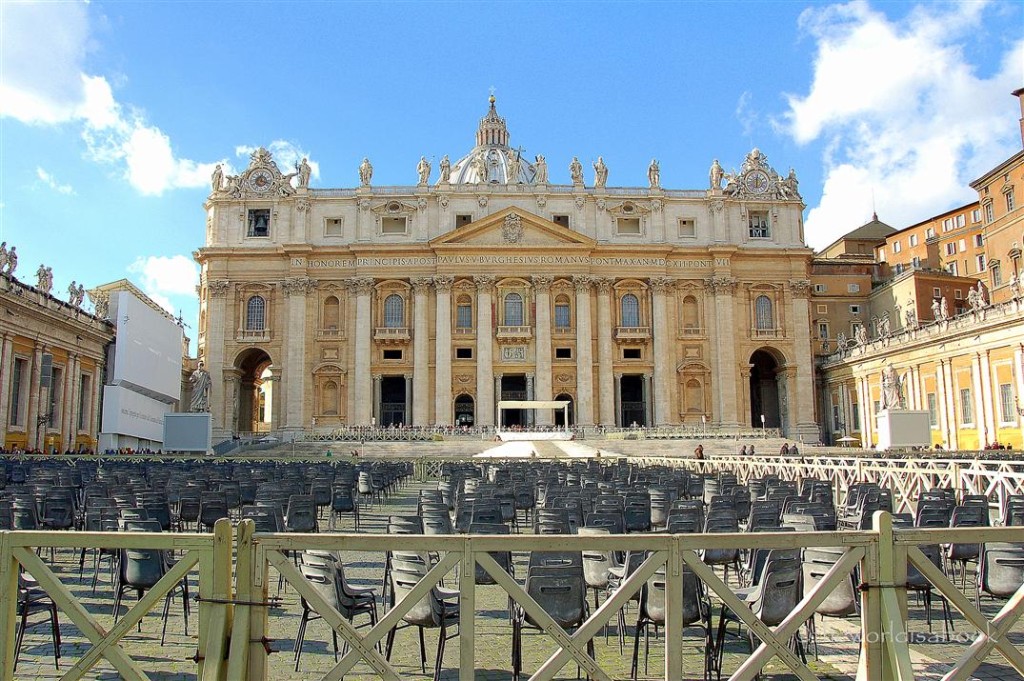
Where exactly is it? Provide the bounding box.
[502,213,524,244]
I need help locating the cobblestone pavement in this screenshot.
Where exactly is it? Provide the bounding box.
[11,477,1023,680]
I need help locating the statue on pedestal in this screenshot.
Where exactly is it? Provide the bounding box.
[189,361,212,413]
[648,159,660,189]
[593,157,608,189]
[569,157,584,187]
[709,159,723,190]
[416,156,431,185]
[297,158,312,188]
[0,242,7,274]
[905,299,917,329]
[210,164,224,193]
[507,152,521,184]
[437,155,451,184]
[534,155,548,184]
[359,158,373,186]
[881,363,904,410]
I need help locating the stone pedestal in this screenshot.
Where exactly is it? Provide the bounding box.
[875,410,930,450]
[164,413,213,453]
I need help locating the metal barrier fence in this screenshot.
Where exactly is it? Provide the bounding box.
[2,514,1023,680]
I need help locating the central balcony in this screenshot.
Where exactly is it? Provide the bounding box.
[374,327,410,344]
[496,325,533,343]
[615,326,651,342]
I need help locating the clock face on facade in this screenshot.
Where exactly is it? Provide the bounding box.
[247,169,274,193]
[744,169,770,194]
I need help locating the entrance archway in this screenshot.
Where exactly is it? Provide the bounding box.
[235,348,273,435]
[454,395,474,427]
[499,375,527,427]
[554,393,575,427]
[749,349,782,429]
[380,377,407,427]
[620,375,646,427]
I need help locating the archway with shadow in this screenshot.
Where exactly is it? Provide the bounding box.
[749,349,783,429]
[235,348,273,435]
[554,393,575,427]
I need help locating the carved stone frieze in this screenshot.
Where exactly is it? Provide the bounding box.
[574,196,586,211]
[349,277,376,295]
[649,277,675,294]
[502,213,524,244]
[295,198,310,212]
[478,195,489,208]
[474,275,495,292]
[411,277,433,294]
[536,195,547,208]
[437,194,450,210]
[572,275,592,293]
[531,275,553,292]
[433,275,454,292]
[593,277,614,293]
[282,277,319,296]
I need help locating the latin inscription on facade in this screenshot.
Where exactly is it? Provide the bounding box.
[291,256,729,270]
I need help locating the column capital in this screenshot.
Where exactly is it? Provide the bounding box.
[572,275,592,293]
[705,276,737,295]
[411,277,433,294]
[474,275,495,292]
[282,277,318,296]
[349,277,376,295]
[433,275,454,292]
[788,279,812,299]
[531,275,553,292]
[649,277,675,294]
[593,277,614,293]
[207,280,231,297]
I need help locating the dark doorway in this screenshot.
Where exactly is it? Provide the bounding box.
[554,393,574,427]
[236,348,272,435]
[749,350,781,429]
[620,375,646,427]
[500,375,527,427]
[380,376,407,427]
[454,395,474,427]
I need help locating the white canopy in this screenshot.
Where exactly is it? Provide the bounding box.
[497,400,570,410]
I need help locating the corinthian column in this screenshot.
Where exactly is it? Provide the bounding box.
[27,343,44,450]
[474,276,495,427]
[574,275,595,426]
[352,278,375,424]
[594,278,615,426]
[650,277,674,426]
[433,276,454,425]
[204,279,231,439]
[707,276,739,430]
[788,279,819,441]
[533,276,553,425]
[411,278,432,426]
[282,277,316,433]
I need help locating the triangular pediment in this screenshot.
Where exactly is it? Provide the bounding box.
[431,207,596,248]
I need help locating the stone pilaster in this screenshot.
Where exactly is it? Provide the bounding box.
[0,333,13,439]
[532,276,553,425]
[573,275,594,426]
[650,277,674,426]
[61,354,77,451]
[594,278,615,427]
[282,277,317,433]
[978,350,995,444]
[372,374,383,424]
[707,276,739,430]
[433,276,454,425]
[205,279,231,438]
[941,360,958,449]
[27,343,44,450]
[412,278,432,426]
[352,278,375,424]
[787,279,819,440]
[475,276,495,427]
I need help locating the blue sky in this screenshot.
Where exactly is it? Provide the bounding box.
[2,1,1022,354]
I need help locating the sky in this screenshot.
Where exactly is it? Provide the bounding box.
[1,0,1022,355]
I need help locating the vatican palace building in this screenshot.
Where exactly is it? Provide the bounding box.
[195,98,820,442]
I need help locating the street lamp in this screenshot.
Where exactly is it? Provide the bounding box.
[761,414,766,439]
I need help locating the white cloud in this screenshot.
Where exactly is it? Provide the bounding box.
[735,91,756,139]
[1,2,223,196]
[35,167,75,195]
[778,1,1024,249]
[236,141,320,183]
[127,255,199,314]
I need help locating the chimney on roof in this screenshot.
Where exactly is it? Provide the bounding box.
[1014,88,1024,149]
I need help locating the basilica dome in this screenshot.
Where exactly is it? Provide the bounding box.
[448,96,537,185]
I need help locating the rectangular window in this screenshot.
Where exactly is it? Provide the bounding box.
[955,289,964,300]
[976,255,986,272]
[78,374,91,430]
[956,214,966,228]
[942,218,953,231]
[912,256,921,268]
[984,202,994,223]
[324,218,344,236]
[945,243,956,256]
[623,348,642,359]
[873,400,880,415]
[817,322,829,338]
[816,304,828,314]
[852,402,860,428]
[456,214,473,228]
[455,347,473,360]
[748,211,770,238]
[878,248,886,262]
[247,209,270,237]
[381,217,407,234]
[947,262,958,276]
[925,227,936,239]
[382,349,403,360]
[1006,188,1016,212]
[832,405,841,431]
[48,367,63,428]
[959,388,973,425]
[814,284,826,293]
[554,304,571,329]
[910,234,919,247]
[552,214,570,228]
[555,347,573,359]
[617,217,641,235]
[992,262,1002,286]
[9,357,26,426]
[927,393,938,427]
[678,218,696,238]
[999,384,1016,423]
[974,234,984,247]
[456,303,473,329]
[933,287,941,298]
[894,263,905,275]
[958,239,966,253]
[893,241,902,253]
[971,208,981,223]
[848,283,860,293]
[849,304,860,314]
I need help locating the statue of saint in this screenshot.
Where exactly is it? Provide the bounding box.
[93,294,109,318]
[211,164,224,192]
[878,312,891,337]
[416,156,431,185]
[940,296,949,321]
[881,363,904,410]
[593,156,608,188]
[905,299,917,328]
[783,168,799,198]
[76,283,85,306]
[358,157,373,186]
[1010,273,1024,300]
[648,159,661,189]
[437,155,451,184]
[5,246,17,277]
[0,242,7,274]
[967,286,981,312]
[534,155,548,184]
[709,159,723,190]
[189,361,212,413]
[855,324,868,346]
[474,151,489,183]
[506,152,521,184]
[931,298,942,322]
[297,158,312,188]
[68,281,78,304]
[36,264,50,293]
[975,281,987,307]
[836,332,849,352]
[569,157,584,186]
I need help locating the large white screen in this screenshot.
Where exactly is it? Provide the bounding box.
[164,413,212,452]
[109,292,183,402]
[101,385,172,442]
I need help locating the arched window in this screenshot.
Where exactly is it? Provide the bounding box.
[246,296,266,331]
[755,295,773,330]
[456,295,473,329]
[682,296,700,333]
[554,296,571,330]
[322,380,339,415]
[504,292,524,326]
[621,293,640,327]
[323,296,340,330]
[384,294,405,328]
